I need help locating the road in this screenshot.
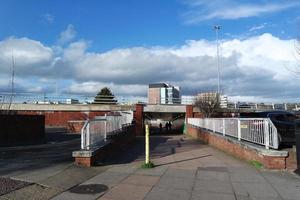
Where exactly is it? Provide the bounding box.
[0,132,80,181]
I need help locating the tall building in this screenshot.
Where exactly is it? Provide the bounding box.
[148,83,181,104]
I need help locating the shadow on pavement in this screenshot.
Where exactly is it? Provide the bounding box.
[155,154,212,167]
[101,136,172,165]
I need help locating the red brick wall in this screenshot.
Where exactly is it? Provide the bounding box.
[67,121,86,133]
[17,111,107,127]
[186,105,194,119]
[286,148,297,170]
[134,104,144,136]
[187,125,290,170]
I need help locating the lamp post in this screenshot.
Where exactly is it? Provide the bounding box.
[214,25,221,96]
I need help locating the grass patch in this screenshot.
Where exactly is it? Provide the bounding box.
[248,160,263,169]
[141,161,155,169]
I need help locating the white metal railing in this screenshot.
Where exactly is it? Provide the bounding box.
[187,118,279,149]
[81,111,133,150]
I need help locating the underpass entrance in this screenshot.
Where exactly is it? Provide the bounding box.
[143,112,185,135]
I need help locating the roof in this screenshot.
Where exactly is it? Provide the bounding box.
[149,83,168,88]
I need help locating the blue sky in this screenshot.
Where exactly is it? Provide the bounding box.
[0,0,300,102]
[1,0,298,50]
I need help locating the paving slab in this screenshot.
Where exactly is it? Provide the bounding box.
[105,164,139,174]
[100,184,152,200]
[144,187,191,200]
[156,176,194,191]
[83,171,129,187]
[197,170,230,181]
[193,179,234,194]
[52,189,105,200]
[191,191,236,200]
[3,135,300,200]
[271,183,300,200]
[230,172,267,183]
[163,168,196,179]
[40,165,106,190]
[235,182,279,199]
[135,165,168,176]
[121,174,159,186]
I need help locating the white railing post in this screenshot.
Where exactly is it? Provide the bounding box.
[81,126,85,150]
[222,119,225,136]
[264,119,270,149]
[104,114,107,142]
[86,123,90,150]
[213,119,216,133]
[237,119,241,141]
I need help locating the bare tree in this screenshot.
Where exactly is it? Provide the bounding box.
[195,92,221,118]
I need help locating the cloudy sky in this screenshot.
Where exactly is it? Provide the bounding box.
[0,0,299,102]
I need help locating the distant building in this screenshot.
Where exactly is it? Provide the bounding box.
[181,95,196,105]
[148,83,181,104]
[220,95,228,108]
[66,98,79,104]
[197,92,228,108]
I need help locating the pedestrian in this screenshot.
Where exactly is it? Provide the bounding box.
[165,122,169,131]
[168,121,172,130]
[159,123,162,132]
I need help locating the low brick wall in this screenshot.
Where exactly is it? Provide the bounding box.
[67,120,86,133]
[0,114,45,146]
[187,124,292,170]
[17,111,108,128]
[73,124,136,167]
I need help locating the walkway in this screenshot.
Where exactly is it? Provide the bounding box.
[51,135,300,200]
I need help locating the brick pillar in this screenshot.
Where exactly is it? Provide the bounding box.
[186,105,194,122]
[134,104,144,136]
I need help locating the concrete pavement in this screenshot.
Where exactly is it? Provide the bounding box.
[50,135,300,200]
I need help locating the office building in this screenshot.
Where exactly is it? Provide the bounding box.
[148,83,181,104]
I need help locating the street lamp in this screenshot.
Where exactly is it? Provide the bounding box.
[214,25,221,96]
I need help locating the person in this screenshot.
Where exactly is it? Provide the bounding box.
[159,123,163,133]
[165,122,169,131]
[168,121,172,131]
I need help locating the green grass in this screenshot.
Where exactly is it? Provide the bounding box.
[248,160,263,169]
[141,161,155,169]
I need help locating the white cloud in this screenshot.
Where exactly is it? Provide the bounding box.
[67,81,148,96]
[249,23,267,32]
[43,14,54,24]
[58,24,77,44]
[0,37,54,76]
[182,0,300,23]
[0,33,299,102]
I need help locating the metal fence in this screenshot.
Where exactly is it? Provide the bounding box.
[81,111,133,150]
[0,92,148,105]
[187,118,279,149]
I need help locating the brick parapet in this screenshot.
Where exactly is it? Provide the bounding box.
[186,124,293,170]
[73,125,136,167]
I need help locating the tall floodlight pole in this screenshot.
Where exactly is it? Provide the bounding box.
[214,25,221,96]
[7,49,15,112]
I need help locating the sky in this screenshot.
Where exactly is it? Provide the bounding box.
[0,0,300,102]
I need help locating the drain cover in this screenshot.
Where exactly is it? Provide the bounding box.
[70,184,108,194]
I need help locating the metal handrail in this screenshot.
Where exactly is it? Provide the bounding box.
[81,111,133,150]
[187,117,279,149]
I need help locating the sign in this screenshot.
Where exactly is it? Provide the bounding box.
[241,124,248,129]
